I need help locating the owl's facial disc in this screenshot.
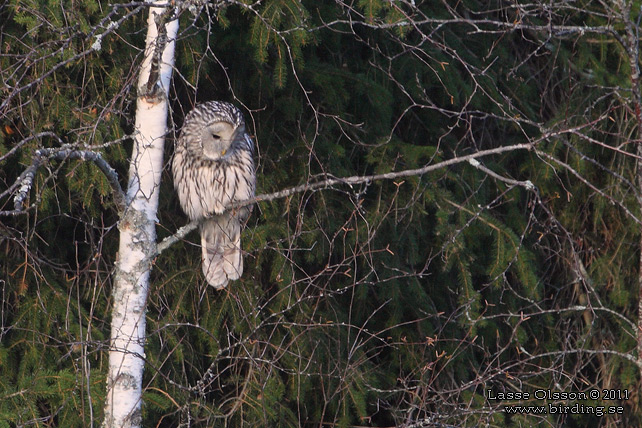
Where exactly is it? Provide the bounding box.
[201,121,235,160]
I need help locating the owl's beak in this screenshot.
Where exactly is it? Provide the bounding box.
[221,149,227,156]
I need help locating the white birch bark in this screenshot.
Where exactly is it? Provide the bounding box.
[102,2,178,427]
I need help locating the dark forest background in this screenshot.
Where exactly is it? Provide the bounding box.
[2,0,642,426]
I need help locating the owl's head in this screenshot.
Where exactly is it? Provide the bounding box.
[201,120,239,160]
[181,101,252,161]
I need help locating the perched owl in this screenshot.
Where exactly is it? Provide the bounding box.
[172,101,255,289]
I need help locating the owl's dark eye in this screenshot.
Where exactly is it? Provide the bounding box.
[212,134,220,140]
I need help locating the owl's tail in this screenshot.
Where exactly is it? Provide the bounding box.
[200,215,242,289]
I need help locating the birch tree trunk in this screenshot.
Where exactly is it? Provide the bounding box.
[102,2,178,427]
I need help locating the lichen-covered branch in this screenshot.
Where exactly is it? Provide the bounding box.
[6,147,126,215]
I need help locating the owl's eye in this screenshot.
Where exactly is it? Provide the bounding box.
[212,134,221,140]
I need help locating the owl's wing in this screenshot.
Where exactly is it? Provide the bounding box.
[200,214,242,289]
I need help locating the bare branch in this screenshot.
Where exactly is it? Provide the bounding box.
[8,148,126,214]
[157,143,536,256]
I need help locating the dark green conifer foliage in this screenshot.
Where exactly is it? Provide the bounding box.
[4,0,642,426]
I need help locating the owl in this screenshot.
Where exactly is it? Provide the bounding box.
[172,101,255,289]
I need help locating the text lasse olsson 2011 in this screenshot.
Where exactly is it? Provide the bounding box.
[486,388,629,401]
[486,388,627,417]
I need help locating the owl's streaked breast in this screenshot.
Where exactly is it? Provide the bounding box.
[172,101,255,220]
